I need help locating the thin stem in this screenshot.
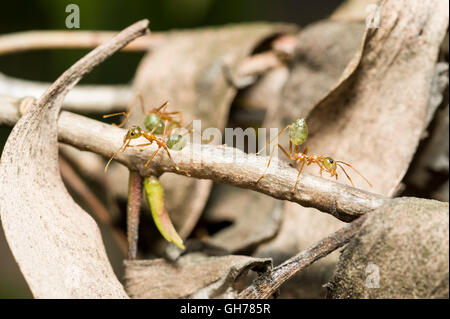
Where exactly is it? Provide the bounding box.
[0,31,161,56]
[239,214,369,299]
[127,171,143,260]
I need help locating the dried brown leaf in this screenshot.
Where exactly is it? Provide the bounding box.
[306,0,449,196]
[265,20,365,130]
[0,20,150,298]
[327,198,449,298]
[124,253,271,298]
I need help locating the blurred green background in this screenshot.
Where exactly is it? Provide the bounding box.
[0,0,343,298]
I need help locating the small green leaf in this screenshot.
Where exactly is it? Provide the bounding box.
[143,176,185,250]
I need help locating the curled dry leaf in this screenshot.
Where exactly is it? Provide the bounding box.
[306,0,449,197]
[264,20,366,132]
[330,0,379,22]
[124,253,271,299]
[131,23,297,251]
[0,20,150,298]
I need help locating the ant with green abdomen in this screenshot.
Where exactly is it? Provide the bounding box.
[255,118,372,192]
[103,92,183,134]
[103,120,193,173]
[103,93,195,173]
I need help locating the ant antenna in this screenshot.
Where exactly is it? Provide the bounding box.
[104,139,130,172]
[336,161,372,187]
[336,163,355,187]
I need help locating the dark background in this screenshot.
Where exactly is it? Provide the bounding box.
[0,0,344,298]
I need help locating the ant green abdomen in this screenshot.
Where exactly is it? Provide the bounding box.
[289,118,308,145]
[144,113,164,134]
[166,133,186,151]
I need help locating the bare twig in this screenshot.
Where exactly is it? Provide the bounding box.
[239,214,369,299]
[1,96,388,222]
[127,171,143,260]
[0,31,162,55]
[0,60,287,114]
[0,72,132,113]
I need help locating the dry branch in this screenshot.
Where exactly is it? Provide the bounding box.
[0,30,161,55]
[0,72,132,113]
[1,96,388,222]
[0,55,289,114]
[239,214,369,299]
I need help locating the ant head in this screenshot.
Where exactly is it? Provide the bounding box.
[322,157,337,174]
[144,113,165,134]
[124,125,143,141]
[289,118,308,146]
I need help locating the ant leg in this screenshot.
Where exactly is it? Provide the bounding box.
[303,146,309,155]
[103,93,143,127]
[255,143,291,184]
[104,139,130,172]
[155,100,169,113]
[145,147,162,167]
[278,143,291,159]
[162,119,169,138]
[336,164,353,186]
[178,112,183,127]
[102,111,132,128]
[161,144,183,173]
[289,140,292,157]
[316,161,325,177]
[127,143,153,148]
[255,143,278,183]
[292,159,306,193]
[162,111,183,126]
[159,120,185,173]
[136,93,145,114]
[256,125,290,155]
[149,118,164,135]
[337,161,372,187]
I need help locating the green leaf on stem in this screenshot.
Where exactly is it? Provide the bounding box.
[143,175,185,250]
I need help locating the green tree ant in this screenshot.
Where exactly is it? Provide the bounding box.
[103,93,196,172]
[103,92,183,134]
[103,123,182,172]
[255,118,372,191]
